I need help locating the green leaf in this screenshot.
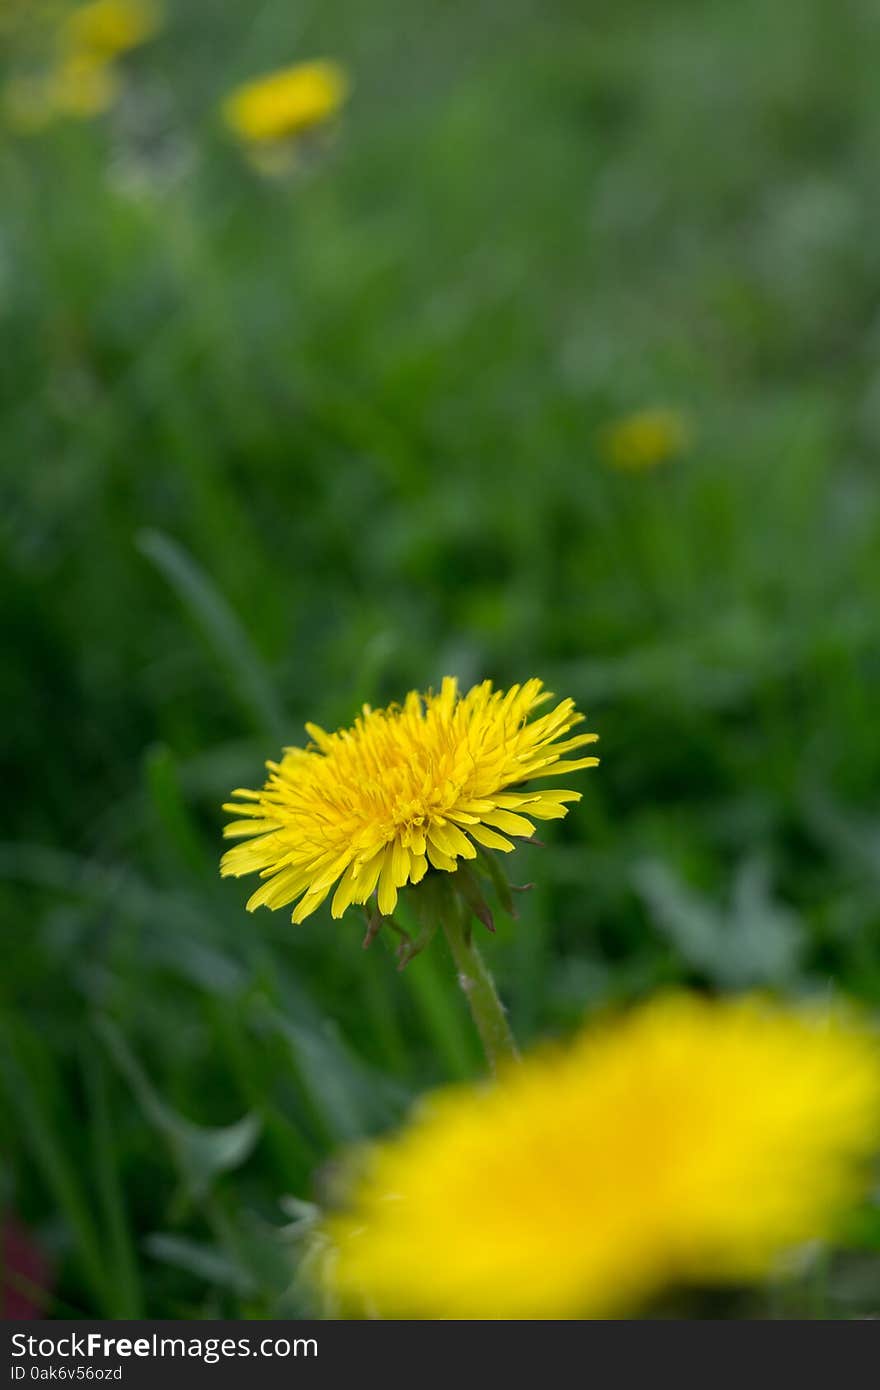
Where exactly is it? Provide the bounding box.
[143,1233,256,1296]
[260,1002,403,1144]
[143,743,208,876]
[0,1025,109,1311]
[0,841,248,998]
[137,529,285,744]
[83,1051,144,1317]
[97,1017,261,1201]
[634,855,804,989]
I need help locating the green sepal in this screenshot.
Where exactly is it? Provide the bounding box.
[455,862,496,935]
[472,845,516,918]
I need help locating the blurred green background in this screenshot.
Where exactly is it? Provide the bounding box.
[2,0,880,1318]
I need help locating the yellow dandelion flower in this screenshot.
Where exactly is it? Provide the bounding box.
[323,993,880,1319]
[222,60,349,147]
[600,406,692,472]
[62,0,160,61]
[3,52,116,130]
[221,677,598,925]
[49,50,119,116]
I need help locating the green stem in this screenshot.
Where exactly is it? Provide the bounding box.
[442,904,519,1074]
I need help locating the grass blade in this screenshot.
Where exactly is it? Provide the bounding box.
[137,529,285,744]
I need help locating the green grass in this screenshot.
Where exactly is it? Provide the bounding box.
[2,0,880,1318]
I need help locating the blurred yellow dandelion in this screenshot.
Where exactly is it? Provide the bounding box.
[3,0,157,133]
[222,59,349,147]
[600,406,692,472]
[49,50,119,116]
[62,0,160,61]
[221,677,597,924]
[3,54,118,131]
[323,993,880,1318]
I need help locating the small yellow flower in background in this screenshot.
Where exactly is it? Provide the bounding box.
[221,677,597,924]
[49,50,119,117]
[3,0,158,133]
[222,60,349,149]
[600,406,692,472]
[61,0,160,61]
[322,993,880,1319]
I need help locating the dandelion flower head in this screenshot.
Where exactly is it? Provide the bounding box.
[600,406,691,472]
[62,0,160,61]
[222,60,349,146]
[3,0,157,133]
[323,993,880,1318]
[221,677,598,924]
[50,51,119,116]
